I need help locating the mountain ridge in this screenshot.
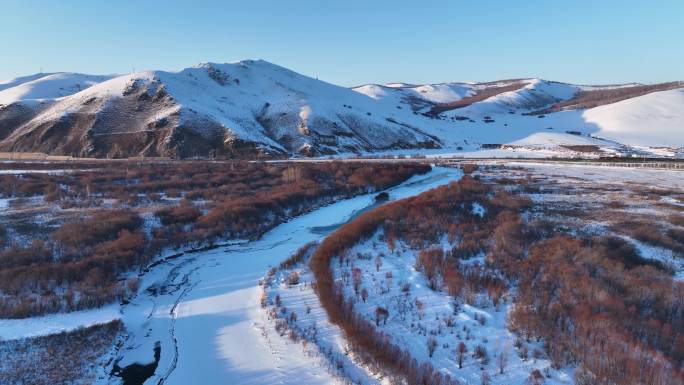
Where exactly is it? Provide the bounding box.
[1,60,682,158]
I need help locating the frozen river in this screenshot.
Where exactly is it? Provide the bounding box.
[1,166,463,385]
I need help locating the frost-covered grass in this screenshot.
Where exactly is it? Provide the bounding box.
[507,162,684,190]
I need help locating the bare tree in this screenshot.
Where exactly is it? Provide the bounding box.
[497,345,509,374]
[480,371,491,385]
[352,267,362,295]
[427,336,438,358]
[473,344,489,365]
[457,342,468,368]
[286,271,300,286]
[361,288,368,303]
[375,306,389,326]
[415,298,425,320]
[527,369,544,385]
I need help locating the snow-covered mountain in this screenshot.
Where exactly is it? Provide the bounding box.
[0,60,682,158]
[0,73,116,105]
[354,78,576,113]
[0,73,118,146]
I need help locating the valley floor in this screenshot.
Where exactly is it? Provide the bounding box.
[2,162,683,385]
[0,166,462,385]
[103,166,462,385]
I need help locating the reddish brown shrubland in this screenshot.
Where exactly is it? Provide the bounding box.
[310,177,499,384]
[0,320,121,384]
[461,163,479,174]
[155,199,201,225]
[0,161,429,318]
[53,210,143,260]
[622,222,684,255]
[509,236,684,384]
[311,175,684,385]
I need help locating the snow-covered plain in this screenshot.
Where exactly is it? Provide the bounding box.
[0,169,78,175]
[504,162,684,190]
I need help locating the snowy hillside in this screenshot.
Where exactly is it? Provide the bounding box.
[583,88,684,148]
[354,79,580,115]
[0,60,442,158]
[0,60,682,158]
[454,79,580,115]
[353,82,474,110]
[356,79,684,157]
[0,73,115,105]
[0,73,57,92]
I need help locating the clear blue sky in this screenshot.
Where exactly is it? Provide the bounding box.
[2,0,683,86]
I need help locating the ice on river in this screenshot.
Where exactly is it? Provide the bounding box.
[0,166,463,385]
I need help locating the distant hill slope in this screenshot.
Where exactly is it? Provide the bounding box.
[0,61,682,158]
[0,73,116,105]
[582,88,684,148]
